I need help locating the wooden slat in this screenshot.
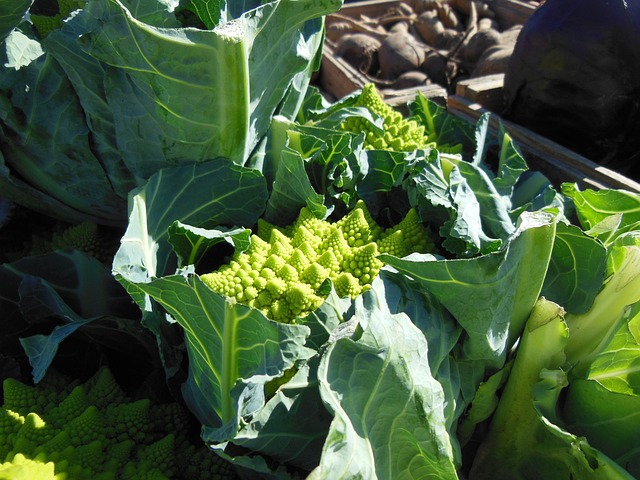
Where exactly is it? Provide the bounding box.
[318,44,367,100]
[447,95,640,193]
[326,0,402,24]
[487,0,538,29]
[455,74,506,112]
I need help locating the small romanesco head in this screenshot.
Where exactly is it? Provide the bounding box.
[339,84,429,152]
[1,368,238,480]
[201,200,436,324]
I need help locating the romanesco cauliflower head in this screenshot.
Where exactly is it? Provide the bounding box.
[340,84,429,152]
[201,200,435,323]
[1,368,237,480]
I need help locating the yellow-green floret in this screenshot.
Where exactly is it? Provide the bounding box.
[340,84,429,152]
[201,200,435,323]
[0,368,237,480]
[28,221,113,263]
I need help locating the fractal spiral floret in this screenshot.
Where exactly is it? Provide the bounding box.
[201,200,435,324]
[339,83,430,151]
[0,368,237,479]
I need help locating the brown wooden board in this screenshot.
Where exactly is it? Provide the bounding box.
[447,94,640,193]
[488,0,538,29]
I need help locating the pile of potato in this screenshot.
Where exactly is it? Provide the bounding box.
[326,0,526,92]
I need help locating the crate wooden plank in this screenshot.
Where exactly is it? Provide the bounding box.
[488,0,538,29]
[455,74,506,112]
[319,44,367,101]
[326,0,402,23]
[447,95,640,193]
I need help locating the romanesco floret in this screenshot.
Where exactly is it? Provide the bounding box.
[28,221,115,263]
[201,200,436,323]
[0,453,61,480]
[1,368,238,480]
[340,84,429,152]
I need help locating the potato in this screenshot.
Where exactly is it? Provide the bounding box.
[472,44,515,77]
[410,0,440,14]
[464,28,501,63]
[437,2,463,30]
[478,17,499,31]
[414,10,445,45]
[388,21,410,35]
[421,51,448,85]
[335,33,381,74]
[450,0,494,17]
[378,32,427,79]
[392,70,430,88]
[433,28,463,50]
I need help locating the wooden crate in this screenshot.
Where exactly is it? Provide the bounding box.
[317,0,537,104]
[449,75,640,193]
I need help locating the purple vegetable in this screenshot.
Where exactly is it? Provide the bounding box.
[503,0,640,178]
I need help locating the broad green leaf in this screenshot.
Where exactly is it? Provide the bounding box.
[0,0,335,224]
[181,0,226,28]
[562,184,640,231]
[381,211,556,367]
[561,311,640,476]
[379,270,465,463]
[229,355,333,471]
[0,251,153,383]
[542,222,607,314]
[313,279,458,479]
[120,0,183,26]
[113,159,267,290]
[132,273,312,443]
[409,92,475,154]
[564,237,640,369]
[167,222,251,270]
[355,150,417,222]
[0,48,126,224]
[45,17,137,199]
[3,28,42,69]
[79,0,339,174]
[563,376,640,478]
[112,160,267,381]
[0,152,103,225]
[492,124,529,195]
[446,156,517,243]
[264,147,326,225]
[0,0,32,42]
[1,250,135,319]
[587,311,640,395]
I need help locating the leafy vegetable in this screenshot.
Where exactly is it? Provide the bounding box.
[470,186,640,479]
[0,0,340,225]
[103,85,576,477]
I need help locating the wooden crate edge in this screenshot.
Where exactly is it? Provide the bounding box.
[447,95,640,193]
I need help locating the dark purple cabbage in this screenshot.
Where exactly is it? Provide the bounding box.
[503,0,640,178]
